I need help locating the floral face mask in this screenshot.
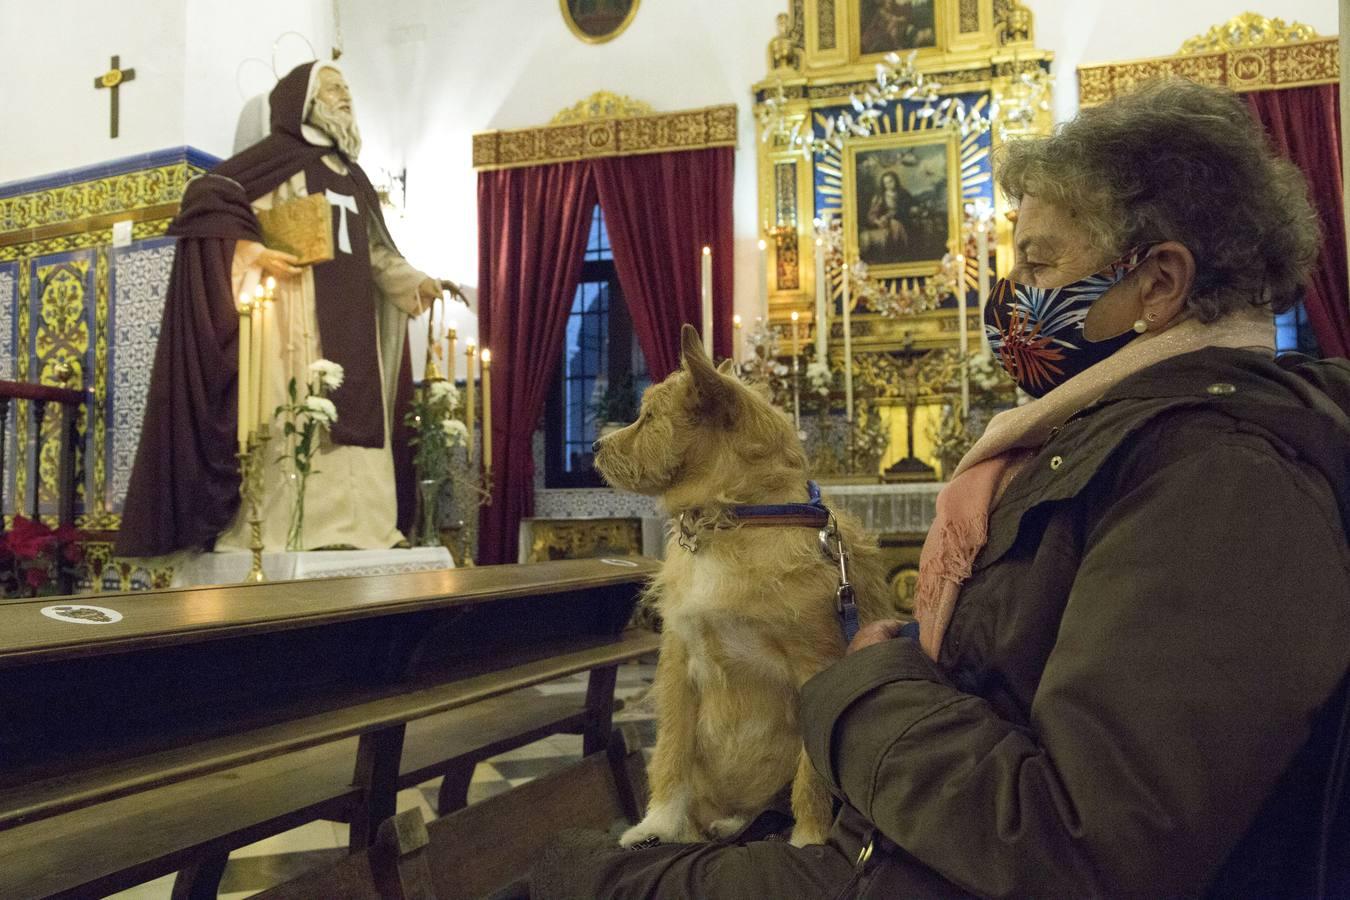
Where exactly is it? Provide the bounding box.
[982,244,1156,398]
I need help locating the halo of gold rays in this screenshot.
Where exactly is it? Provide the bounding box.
[814,95,993,312]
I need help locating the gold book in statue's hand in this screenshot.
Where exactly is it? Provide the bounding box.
[256,193,334,266]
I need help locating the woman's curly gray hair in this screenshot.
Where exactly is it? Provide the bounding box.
[996,78,1320,321]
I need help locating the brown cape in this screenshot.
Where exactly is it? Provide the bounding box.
[116,62,416,556]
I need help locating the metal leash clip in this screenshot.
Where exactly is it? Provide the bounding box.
[677,511,700,553]
[820,515,861,643]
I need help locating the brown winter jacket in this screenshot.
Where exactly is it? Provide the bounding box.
[801,347,1350,898]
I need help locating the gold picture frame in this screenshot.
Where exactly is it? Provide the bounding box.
[853,0,945,62]
[843,128,961,279]
[560,0,640,45]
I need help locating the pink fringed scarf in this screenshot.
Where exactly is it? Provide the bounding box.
[913,310,1276,661]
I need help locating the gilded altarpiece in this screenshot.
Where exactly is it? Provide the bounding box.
[0,149,216,588]
[754,0,1051,473]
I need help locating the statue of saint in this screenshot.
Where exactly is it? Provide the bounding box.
[117,62,441,556]
[769,13,800,72]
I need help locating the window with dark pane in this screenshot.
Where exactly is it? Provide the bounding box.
[1274,292,1320,357]
[545,205,651,488]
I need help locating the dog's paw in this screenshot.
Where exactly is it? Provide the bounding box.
[707,815,748,840]
[788,824,829,847]
[620,813,701,847]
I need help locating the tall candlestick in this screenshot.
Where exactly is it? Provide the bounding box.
[237,295,252,449]
[251,285,264,432]
[480,348,493,470]
[814,238,828,362]
[465,341,477,465]
[757,238,769,322]
[701,246,713,354]
[977,225,991,359]
[424,304,437,379]
[841,258,854,422]
[260,278,275,429]
[447,327,457,385]
[790,311,801,432]
[733,315,742,365]
[956,254,970,417]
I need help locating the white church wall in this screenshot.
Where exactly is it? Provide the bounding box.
[0,0,188,182]
[1028,0,1339,123]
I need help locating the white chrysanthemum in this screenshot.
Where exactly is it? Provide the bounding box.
[308,359,344,391]
[805,361,833,396]
[304,395,338,424]
[429,380,459,407]
[442,418,469,447]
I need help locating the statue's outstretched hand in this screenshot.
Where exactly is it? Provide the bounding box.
[258,248,304,278]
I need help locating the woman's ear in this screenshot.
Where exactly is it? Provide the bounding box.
[1083,241,1195,341]
[1135,241,1195,330]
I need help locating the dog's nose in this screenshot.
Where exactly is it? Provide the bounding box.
[591,439,602,453]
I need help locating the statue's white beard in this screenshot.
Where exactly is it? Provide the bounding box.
[308,99,362,160]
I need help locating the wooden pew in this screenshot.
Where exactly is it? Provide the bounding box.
[0,557,657,899]
[258,735,650,900]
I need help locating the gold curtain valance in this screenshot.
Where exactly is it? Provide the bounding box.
[1078,14,1336,107]
[472,101,738,171]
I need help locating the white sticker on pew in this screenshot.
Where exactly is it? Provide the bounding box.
[599,558,639,568]
[40,604,124,625]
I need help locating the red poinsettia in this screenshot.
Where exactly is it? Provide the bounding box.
[5,515,57,560]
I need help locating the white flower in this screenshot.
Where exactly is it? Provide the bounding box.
[304,395,338,424]
[429,380,459,408]
[442,418,469,447]
[308,359,344,391]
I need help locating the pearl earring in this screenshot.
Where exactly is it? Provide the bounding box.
[1132,319,1148,334]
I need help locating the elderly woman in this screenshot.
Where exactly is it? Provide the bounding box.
[530,79,1350,899]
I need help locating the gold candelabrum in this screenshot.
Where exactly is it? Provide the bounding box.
[236,426,271,583]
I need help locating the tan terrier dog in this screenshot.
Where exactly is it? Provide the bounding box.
[595,324,889,848]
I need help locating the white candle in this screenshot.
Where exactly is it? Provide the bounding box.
[237,295,252,449]
[956,254,970,417]
[701,246,713,353]
[977,225,991,359]
[251,284,265,431]
[814,238,828,362]
[841,258,854,422]
[790,311,801,431]
[733,315,742,365]
[757,238,769,322]
[465,341,477,465]
[447,327,457,386]
[480,348,493,470]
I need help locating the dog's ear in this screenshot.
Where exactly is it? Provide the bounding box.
[681,324,736,422]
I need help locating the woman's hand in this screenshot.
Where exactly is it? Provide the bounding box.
[257,248,304,279]
[846,619,908,655]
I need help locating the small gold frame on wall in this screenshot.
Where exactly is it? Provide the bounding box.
[841,128,962,280]
[560,0,640,45]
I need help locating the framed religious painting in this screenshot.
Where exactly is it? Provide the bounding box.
[560,0,640,44]
[842,129,961,279]
[855,0,941,58]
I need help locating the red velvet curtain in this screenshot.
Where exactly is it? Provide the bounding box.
[593,147,736,377]
[1245,85,1350,358]
[476,162,598,565]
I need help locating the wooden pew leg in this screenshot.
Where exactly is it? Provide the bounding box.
[170,851,229,900]
[606,729,641,823]
[582,665,618,756]
[436,759,476,815]
[350,724,407,851]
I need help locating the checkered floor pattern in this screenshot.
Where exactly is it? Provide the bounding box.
[106,660,658,900]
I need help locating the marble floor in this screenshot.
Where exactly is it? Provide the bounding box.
[105,660,658,900]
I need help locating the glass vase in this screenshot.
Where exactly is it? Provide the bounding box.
[286,475,306,552]
[416,478,445,547]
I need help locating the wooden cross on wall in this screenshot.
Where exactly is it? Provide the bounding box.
[94,55,136,139]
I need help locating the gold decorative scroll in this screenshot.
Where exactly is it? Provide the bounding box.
[473,103,738,171]
[551,91,654,124]
[1179,13,1320,55]
[1078,36,1337,106]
